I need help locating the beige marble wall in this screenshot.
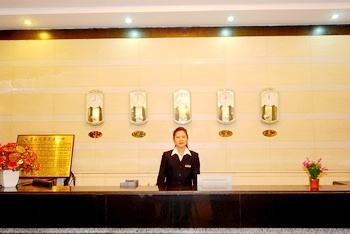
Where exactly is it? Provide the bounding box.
[0,35,350,186]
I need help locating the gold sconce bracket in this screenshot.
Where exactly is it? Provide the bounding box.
[219,130,233,137]
[262,129,277,137]
[132,130,146,138]
[88,131,103,138]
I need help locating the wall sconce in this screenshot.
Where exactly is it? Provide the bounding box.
[86,90,104,126]
[173,89,191,125]
[261,88,279,137]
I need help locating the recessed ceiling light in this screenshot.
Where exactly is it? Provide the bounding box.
[312,26,325,35]
[331,14,340,20]
[38,32,51,40]
[227,16,234,22]
[220,28,232,37]
[125,17,133,24]
[23,19,33,26]
[128,29,140,38]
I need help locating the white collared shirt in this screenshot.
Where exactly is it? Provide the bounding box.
[171,147,192,161]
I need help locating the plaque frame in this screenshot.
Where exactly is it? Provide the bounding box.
[16,134,75,178]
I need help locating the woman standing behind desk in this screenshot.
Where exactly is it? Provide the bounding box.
[156,127,200,191]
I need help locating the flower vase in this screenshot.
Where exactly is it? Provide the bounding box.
[0,170,20,188]
[309,178,319,191]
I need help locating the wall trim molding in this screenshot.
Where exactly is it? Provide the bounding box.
[0,24,349,40]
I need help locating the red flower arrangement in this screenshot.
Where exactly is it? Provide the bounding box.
[0,142,40,175]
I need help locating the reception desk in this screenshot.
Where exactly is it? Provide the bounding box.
[1,185,350,228]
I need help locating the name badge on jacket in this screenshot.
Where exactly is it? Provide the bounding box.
[185,164,191,168]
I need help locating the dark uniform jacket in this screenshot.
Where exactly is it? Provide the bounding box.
[156,149,200,191]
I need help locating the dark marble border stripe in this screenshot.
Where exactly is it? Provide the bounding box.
[0,24,349,40]
[1,228,350,234]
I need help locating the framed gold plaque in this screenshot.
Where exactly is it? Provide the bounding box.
[17,134,75,178]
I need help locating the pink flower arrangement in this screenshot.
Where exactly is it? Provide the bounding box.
[0,142,41,175]
[302,157,327,179]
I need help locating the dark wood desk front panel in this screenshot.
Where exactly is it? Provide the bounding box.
[241,193,350,228]
[1,185,350,228]
[106,194,240,228]
[0,193,105,228]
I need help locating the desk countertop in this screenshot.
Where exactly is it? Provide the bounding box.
[1,184,350,194]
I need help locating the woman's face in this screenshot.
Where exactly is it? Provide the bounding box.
[173,130,188,148]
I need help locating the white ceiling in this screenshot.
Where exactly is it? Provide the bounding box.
[0,0,349,30]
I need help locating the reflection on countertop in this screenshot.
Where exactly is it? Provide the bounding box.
[1,184,350,194]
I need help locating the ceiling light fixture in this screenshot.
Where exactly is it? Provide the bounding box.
[128,29,140,38]
[227,16,234,22]
[125,17,133,24]
[331,14,340,20]
[23,19,32,26]
[38,32,51,40]
[220,28,232,37]
[312,26,325,35]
